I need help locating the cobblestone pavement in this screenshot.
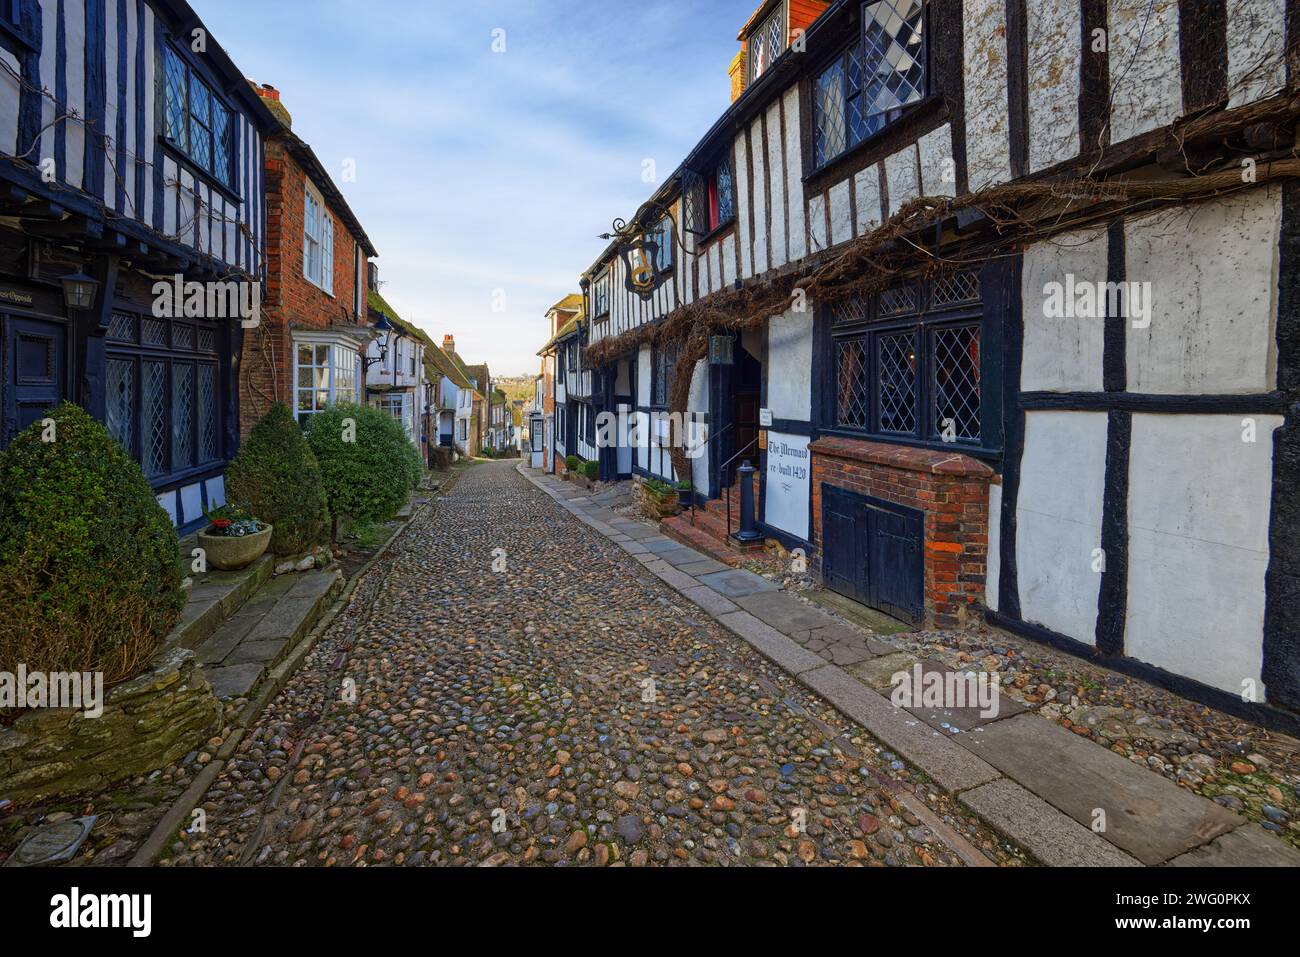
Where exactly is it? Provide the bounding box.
[166,461,1023,867]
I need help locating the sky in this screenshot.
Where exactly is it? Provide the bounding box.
[201,0,761,376]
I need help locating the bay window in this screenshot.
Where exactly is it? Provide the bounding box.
[294,338,361,425]
[813,0,926,169]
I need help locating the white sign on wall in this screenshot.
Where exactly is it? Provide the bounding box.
[759,407,773,427]
[764,432,811,541]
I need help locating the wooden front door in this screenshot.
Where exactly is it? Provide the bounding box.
[4,315,68,446]
[821,485,924,624]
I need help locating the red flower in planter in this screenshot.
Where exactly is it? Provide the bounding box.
[212,519,232,530]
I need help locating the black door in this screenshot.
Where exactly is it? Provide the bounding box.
[822,485,924,624]
[4,316,68,447]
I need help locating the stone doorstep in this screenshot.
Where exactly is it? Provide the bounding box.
[162,555,274,653]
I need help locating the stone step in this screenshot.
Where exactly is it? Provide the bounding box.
[161,555,275,655]
[198,568,342,701]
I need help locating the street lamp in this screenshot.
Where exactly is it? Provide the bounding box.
[362,312,394,373]
[60,271,99,311]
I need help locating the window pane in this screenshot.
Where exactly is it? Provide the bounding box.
[142,360,169,477]
[749,7,784,84]
[298,344,314,366]
[877,332,917,434]
[198,363,218,462]
[315,345,329,364]
[835,339,868,429]
[163,48,187,148]
[814,59,847,166]
[863,0,926,121]
[213,106,231,185]
[173,362,195,469]
[933,325,981,441]
[715,156,735,225]
[106,358,135,453]
[297,389,314,412]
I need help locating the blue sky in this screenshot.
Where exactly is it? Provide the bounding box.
[201,0,760,376]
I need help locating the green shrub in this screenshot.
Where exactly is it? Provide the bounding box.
[565,455,579,472]
[400,436,425,491]
[305,404,414,529]
[582,460,599,480]
[226,403,329,555]
[0,403,184,686]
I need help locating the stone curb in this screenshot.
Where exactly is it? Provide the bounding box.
[127,481,444,867]
[513,463,1144,868]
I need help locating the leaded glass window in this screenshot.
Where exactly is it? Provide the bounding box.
[683,156,736,236]
[748,3,785,85]
[829,269,987,448]
[161,44,234,186]
[813,0,926,168]
[651,341,678,407]
[106,357,135,454]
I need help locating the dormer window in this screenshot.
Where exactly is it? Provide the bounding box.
[747,2,786,85]
[813,0,926,169]
[683,155,736,237]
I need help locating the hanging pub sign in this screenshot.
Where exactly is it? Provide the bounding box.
[600,197,677,302]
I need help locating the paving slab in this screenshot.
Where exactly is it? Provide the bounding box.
[245,596,324,643]
[617,540,650,555]
[893,659,1029,733]
[734,590,840,634]
[1167,824,1300,867]
[679,584,740,616]
[697,568,779,598]
[716,612,834,676]
[961,714,1243,864]
[657,546,710,567]
[799,664,1002,794]
[643,559,700,592]
[225,638,289,666]
[959,779,1140,867]
[845,651,924,690]
[194,617,257,666]
[642,537,684,554]
[204,663,265,700]
[678,558,730,576]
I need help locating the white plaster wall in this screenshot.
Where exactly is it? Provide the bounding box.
[736,132,753,280]
[1015,411,1108,645]
[829,179,853,247]
[767,308,813,421]
[0,48,18,156]
[855,164,883,235]
[809,194,828,252]
[917,125,955,198]
[1126,187,1281,395]
[1026,0,1082,171]
[1021,228,1109,392]
[689,360,710,492]
[636,345,651,406]
[1125,413,1280,693]
[962,0,1012,190]
[1227,0,1287,108]
[883,145,919,215]
[766,101,787,268]
[750,115,769,273]
[783,87,807,263]
[986,482,1002,613]
[1108,0,1181,143]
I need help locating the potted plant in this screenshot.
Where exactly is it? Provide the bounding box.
[640,478,679,520]
[197,504,274,570]
[676,480,693,509]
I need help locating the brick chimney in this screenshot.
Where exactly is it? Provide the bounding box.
[367,261,379,292]
[253,82,292,129]
[729,50,747,103]
[443,335,455,355]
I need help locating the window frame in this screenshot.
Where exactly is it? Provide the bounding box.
[683,154,736,238]
[293,337,361,426]
[303,182,335,294]
[649,217,674,274]
[650,340,679,410]
[592,272,611,318]
[746,1,787,87]
[160,43,236,193]
[826,269,997,456]
[810,0,930,174]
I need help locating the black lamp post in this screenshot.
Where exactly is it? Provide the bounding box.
[362,312,394,373]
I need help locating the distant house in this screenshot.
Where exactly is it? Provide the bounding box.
[426,340,473,453]
[241,84,378,437]
[440,334,482,457]
[363,266,428,445]
[0,0,279,532]
[536,294,583,473]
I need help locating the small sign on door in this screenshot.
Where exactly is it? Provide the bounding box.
[758,408,773,427]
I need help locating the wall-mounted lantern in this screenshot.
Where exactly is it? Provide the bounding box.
[60,271,100,311]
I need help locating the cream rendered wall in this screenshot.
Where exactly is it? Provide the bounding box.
[1026,0,1082,171]
[1108,0,1182,143]
[1020,228,1109,392]
[962,0,1012,190]
[767,308,813,422]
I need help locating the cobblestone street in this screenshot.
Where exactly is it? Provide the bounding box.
[166,461,1013,867]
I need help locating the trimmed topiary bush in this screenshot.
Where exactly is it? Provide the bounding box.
[305,403,415,531]
[0,403,185,687]
[565,455,579,472]
[583,460,599,481]
[226,403,329,556]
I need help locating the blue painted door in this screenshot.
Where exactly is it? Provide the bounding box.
[4,316,68,446]
[821,485,923,624]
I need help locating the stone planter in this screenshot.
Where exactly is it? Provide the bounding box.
[637,480,680,521]
[197,523,273,570]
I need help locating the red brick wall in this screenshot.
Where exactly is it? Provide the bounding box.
[787,0,831,39]
[809,437,992,629]
[239,138,368,436]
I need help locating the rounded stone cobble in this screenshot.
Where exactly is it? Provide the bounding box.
[162,462,1021,867]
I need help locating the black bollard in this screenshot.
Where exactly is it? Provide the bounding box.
[735,460,761,542]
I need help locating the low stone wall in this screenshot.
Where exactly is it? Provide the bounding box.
[633,475,679,521]
[0,648,222,804]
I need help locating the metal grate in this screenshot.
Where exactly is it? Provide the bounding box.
[862,0,927,123]
[172,363,194,469]
[108,312,136,342]
[142,317,167,347]
[836,339,869,428]
[105,358,134,453]
[933,325,981,441]
[931,269,981,307]
[198,363,217,462]
[748,5,785,85]
[879,283,920,317]
[877,332,918,433]
[142,361,168,477]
